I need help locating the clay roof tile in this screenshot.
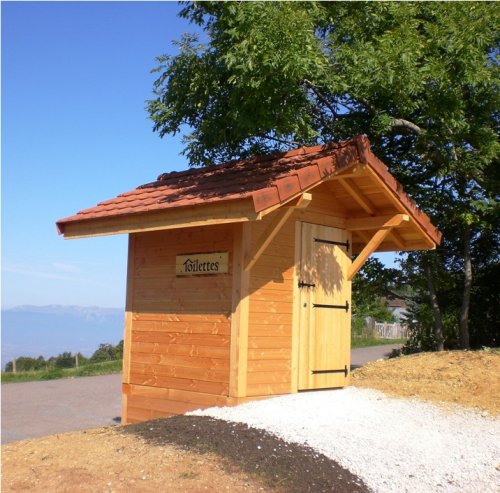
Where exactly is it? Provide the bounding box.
[56,136,442,245]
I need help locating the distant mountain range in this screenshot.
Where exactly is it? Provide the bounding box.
[1,305,124,369]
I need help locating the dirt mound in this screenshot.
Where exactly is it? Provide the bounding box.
[2,426,277,493]
[352,349,500,415]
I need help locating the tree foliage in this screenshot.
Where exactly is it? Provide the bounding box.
[5,341,124,372]
[149,2,500,349]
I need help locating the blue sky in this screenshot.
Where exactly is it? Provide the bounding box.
[2,1,199,308]
[2,1,396,310]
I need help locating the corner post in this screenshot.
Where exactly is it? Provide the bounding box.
[121,233,135,424]
[229,223,251,399]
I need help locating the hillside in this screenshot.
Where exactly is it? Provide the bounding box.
[1,305,124,367]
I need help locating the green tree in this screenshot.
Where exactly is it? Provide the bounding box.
[90,342,122,363]
[4,356,46,372]
[148,2,499,349]
[54,351,75,369]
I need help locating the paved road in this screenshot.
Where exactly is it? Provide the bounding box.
[1,373,122,444]
[350,343,402,369]
[1,344,401,444]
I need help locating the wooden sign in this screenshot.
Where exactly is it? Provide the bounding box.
[176,252,229,276]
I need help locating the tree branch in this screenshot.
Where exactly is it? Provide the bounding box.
[303,79,338,118]
[390,118,422,135]
[257,133,304,148]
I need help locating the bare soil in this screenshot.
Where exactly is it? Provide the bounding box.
[352,350,500,415]
[2,350,498,493]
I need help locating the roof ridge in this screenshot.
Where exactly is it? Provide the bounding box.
[137,138,357,190]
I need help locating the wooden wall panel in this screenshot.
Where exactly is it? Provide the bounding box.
[124,225,234,423]
[246,210,296,397]
[123,184,353,420]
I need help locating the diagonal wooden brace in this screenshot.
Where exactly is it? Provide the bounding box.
[244,193,312,272]
[347,214,409,280]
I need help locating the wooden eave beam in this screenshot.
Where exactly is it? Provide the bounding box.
[244,193,312,272]
[347,214,409,280]
[61,198,260,239]
[348,214,410,231]
[337,178,376,215]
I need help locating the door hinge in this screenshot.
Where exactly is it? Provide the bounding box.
[314,237,350,252]
[298,280,316,289]
[312,301,349,312]
[312,365,349,377]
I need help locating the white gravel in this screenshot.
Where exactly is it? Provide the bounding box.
[189,387,500,493]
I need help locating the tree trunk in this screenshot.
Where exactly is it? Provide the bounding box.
[460,226,472,349]
[424,261,444,351]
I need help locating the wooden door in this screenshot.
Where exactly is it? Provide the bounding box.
[298,223,352,390]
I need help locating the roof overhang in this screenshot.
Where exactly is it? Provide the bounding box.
[56,136,441,254]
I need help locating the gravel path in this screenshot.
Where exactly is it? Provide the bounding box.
[191,387,500,493]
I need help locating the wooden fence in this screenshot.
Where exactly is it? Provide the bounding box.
[374,322,409,339]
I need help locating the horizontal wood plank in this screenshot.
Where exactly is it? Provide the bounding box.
[131,362,229,383]
[132,313,229,323]
[247,313,293,325]
[132,320,231,335]
[247,348,291,360]
[246,382,292,396]
[131,352,230,369]
[248,336,292,349]
[247,325,292,337]
[129,373,229,394]
[249,300,293,314]
[131,331,230,347]
[131,343,229,359]
[247,360,291,372]
[125,384,230,407]
[247,370,291,385]
[249,287,293,303]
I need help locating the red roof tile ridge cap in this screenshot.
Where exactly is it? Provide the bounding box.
[137,136,364,190]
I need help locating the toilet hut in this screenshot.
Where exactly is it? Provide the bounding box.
[57,135,441,424]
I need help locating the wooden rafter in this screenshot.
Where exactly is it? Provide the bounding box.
[244,193,312,272]
[337,178,376,215]
[347,214,409,280]
[389,229,406,249]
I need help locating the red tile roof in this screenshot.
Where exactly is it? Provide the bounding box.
[56,135,441,245]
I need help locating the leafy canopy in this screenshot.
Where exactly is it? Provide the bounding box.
[148,2,500,348]
[149,1,499,175]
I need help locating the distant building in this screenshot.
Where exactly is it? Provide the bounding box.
[385,298,409,321]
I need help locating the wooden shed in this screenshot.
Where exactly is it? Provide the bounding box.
[57,135,441,424]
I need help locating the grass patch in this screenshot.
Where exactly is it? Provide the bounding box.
[1,359,122,383]
[351,337,407,349]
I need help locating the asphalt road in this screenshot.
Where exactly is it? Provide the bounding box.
[1,344,401,444]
